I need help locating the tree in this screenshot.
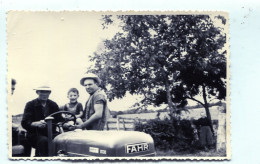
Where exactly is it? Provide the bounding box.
[88,15,227,123]
[151,15,227,128]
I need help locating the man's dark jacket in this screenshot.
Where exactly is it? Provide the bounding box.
[21,98,62,137]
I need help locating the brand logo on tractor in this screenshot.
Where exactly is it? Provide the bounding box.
[89,147,99,153]
[126,143,149,154]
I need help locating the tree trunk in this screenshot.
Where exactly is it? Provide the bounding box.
[202,85,214,133]
[165,80,176,119]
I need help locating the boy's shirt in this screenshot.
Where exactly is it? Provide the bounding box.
[61,102,83,118]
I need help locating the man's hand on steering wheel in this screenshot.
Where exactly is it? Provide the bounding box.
[46,111,77,133]
[31,120,47,128]
[74,124,83,129]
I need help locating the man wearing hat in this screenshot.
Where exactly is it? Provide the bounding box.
[21,85,62,156]
[75,73,110,130]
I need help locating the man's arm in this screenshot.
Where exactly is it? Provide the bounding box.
[21,102,46,130]
[77,104,103,129]
[21,102,33,131]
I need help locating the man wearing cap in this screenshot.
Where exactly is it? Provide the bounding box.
[21,86,62,156]
[75,73,110,130]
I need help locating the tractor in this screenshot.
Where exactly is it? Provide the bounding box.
[12,111,156,157]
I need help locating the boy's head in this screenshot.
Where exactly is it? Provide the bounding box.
[67,88,79,103]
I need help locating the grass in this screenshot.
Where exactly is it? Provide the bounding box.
[156,148,226,157]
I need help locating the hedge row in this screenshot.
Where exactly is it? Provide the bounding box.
[134,118,210,152]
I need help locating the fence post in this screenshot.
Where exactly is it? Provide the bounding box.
[116,117,120,131]
[106,121,109,131]
[122,119,126,130]
[216,111,226,152]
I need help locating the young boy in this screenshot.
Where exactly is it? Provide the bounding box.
[61,88,84,126]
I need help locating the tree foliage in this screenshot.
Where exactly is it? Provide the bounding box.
[88,15,227,121]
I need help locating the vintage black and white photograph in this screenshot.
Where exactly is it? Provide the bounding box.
[8,11,230,159]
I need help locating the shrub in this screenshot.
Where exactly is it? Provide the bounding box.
[135,118,197,152]
[135,119,175,150]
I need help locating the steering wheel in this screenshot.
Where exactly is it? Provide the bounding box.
[45,111,76,133]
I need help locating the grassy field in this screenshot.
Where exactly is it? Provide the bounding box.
[118,105,222,120]
[156,149,226,157]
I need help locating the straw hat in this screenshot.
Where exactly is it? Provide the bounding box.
[33,85,51,91]
[80,73,101,86]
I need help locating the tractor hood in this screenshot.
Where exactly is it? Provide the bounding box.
[53,130,155,157]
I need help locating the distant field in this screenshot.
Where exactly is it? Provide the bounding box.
[12,114,23,125]
[13,105,224,126]
[118,105,223,121]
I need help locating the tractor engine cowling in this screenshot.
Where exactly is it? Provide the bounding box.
[53,130,156,157]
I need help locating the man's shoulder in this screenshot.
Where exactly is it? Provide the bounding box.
[93,89,107,98]
[26,98,39,105]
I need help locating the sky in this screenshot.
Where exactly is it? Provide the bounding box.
[7,12,141,115]
[7,12,227,115]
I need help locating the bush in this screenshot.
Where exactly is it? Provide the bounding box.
[135,119,175,150]
[135,118,197,152]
